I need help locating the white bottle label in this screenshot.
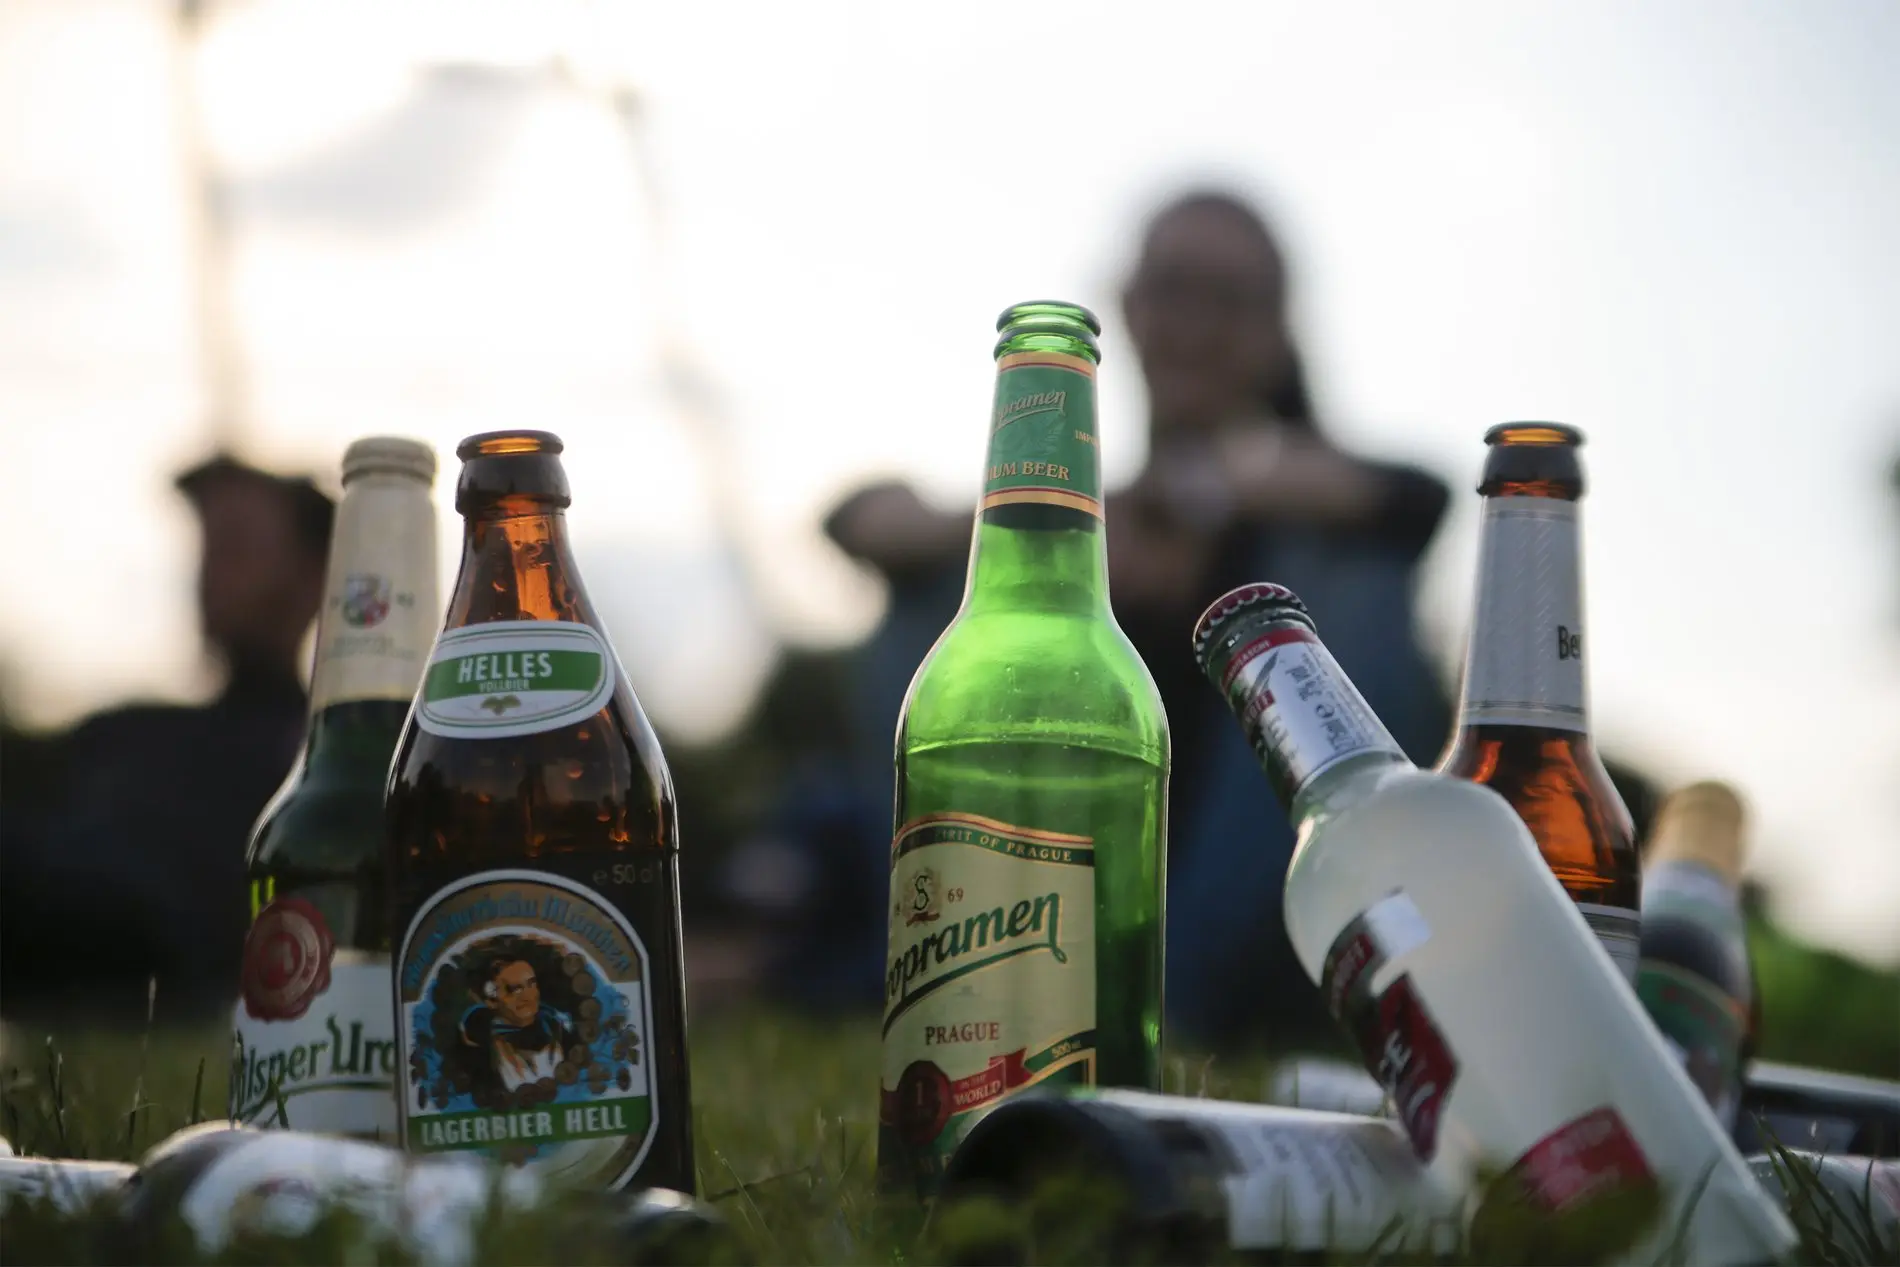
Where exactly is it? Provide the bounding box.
[881,814,1097,1191]
[1577,901,1641,983]
[1221,626,1405,790]
[231,957,400,1137]
[415,621,617,740]
[1458,497,1588,730]
[0,1157,135,1216]
[309,473,441,711]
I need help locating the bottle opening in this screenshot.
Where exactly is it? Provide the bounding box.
[343,436,437,485]
[1190,582,1313,675]
[457,430,565,461]
[1485,422,1584,448]
[993,301,1102,363]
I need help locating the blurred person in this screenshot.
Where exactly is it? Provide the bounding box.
[726,190,1460,1051]
[0,455,333,1027]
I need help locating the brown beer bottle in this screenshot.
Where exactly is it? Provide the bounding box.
[1437,423,1640,979]
[384,431,693,1193]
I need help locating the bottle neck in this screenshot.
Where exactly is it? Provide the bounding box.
[1213,619,1409,813]
[307,472,441,715]
[963,349,1109,615]
[445,508,595,628]
[1454,493,1591,732]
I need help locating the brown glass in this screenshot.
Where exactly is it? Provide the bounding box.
[1437,427,1638,912]
[384,431,693,1193]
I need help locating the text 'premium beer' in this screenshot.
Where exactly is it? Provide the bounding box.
[1437,423,1640,980]
[385,431,692,1193]
[879,303,1169,1200]
[232,437,440,1138]
[1192,583,1794,1266]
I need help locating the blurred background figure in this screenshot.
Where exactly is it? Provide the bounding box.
[0,455,332,1028]
[721,190,1461,1051]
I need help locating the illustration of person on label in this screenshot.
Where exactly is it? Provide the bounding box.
[455,938,582,1102]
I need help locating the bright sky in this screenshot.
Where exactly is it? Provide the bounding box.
[2,0,1897,964]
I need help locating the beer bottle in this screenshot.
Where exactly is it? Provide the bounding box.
[231,437,440,1138]
[878,302,1169,1202]
[1192,582,1796,1267]
[1436,423,1641,980]
[108,1124,744,1265]
[384,431,692,1193]
[1635,781,1752,1131]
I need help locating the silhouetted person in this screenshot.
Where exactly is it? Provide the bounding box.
[0,455,332,1027]
[729,189,1458,1051]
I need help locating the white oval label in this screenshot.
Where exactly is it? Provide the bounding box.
[415,621,615,740]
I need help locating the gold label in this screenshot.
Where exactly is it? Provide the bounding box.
[879,813,1096,1188]
[310,476,441,709]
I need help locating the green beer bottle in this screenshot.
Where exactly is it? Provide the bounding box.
[231,437,440,1138]
[878,302,1169,1200]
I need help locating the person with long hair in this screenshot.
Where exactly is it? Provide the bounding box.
[738,189,1457,1051]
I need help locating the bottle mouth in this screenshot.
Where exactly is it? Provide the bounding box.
[1484,421,1584,448]
[457,430,565,461]
[343,436,437,485]
[1190,582,1313,672]
[993,301,1102,363]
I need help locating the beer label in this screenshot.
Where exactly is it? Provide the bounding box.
[1321,891,1458,1161]
[416,621,616,740]
[1484,1105,1656,1215]
[1221,625,1405,796]
[309,478,440,710]
[880,813,1096,1192]
[395,869,658,1189]
[1458,497,1588,731]
[1635,957,1746,1124]
[1577,902,1641,983]
[982,350,1102,518]
[231,939,399,1137]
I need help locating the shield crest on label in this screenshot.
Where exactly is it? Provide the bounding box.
[342,574,391,628]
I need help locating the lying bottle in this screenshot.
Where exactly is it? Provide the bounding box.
[1190,582,1795,1266]
[1738,1060,1900,1159]
[936,1087,1461,1264]
[933,1088,1897,1266]
[106,1123,741,1265]
[0,1149,134,1216]
[1636,780,1752,1131]
[1252,1055,1900,1162]
[1749,1150,1898,1255]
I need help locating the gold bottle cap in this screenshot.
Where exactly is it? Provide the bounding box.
[342,436,437,485]
[1646,779,1749,882]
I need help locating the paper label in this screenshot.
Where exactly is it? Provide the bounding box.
[0,1157,135,1216]
[879,813,1097,1194]
[395,869,658,1189]
[981,350,1102,517]
[1487,1106,1656,1215]
[1458,497,1589,730]
[1321,892,1457,1161]
[309,477,440,710]
[1221,626,1405,796]
[231,940,400,1137]
[415,621,615,740]
[1577,902,1642,984]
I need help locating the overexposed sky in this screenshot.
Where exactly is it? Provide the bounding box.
[2,0,1897,963]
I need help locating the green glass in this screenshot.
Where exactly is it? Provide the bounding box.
[877,301,1169,1201]
[230,439,441,1140]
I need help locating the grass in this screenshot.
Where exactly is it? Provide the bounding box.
[0,1010,1895,1266]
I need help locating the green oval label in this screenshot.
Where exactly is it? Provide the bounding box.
[416,620,615,739]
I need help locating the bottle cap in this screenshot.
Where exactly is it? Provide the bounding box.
[342,437,437,485]
[1646,780,1749,882]
[1190,582,1313,674]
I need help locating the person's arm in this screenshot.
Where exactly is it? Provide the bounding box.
[822,481,970,581]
